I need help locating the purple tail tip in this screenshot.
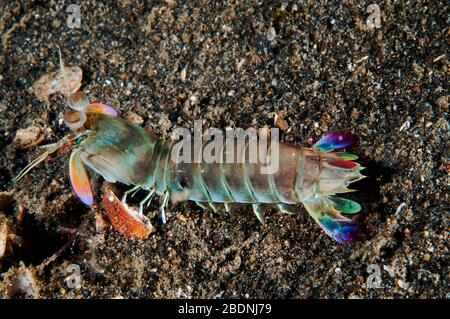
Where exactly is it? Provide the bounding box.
[318,216,362,244]
[314,130,358,152]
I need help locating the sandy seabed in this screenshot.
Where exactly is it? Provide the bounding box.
[0,1,447,298]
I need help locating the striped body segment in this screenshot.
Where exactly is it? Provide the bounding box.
[168,141,300,205]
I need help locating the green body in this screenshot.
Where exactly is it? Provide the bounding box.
[77,115,364,243]
[79,115,362,207]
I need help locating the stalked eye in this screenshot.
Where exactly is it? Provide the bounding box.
[67,91,89,112]
[64,110,86,130]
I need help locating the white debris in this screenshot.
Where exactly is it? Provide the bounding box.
[399,119,411,131]
[355,56,369,64]
[366,4,382,29]
[266,27,276,42]
[13,126,46,149]
[395,202,407,215]
[7,262,40,298]
[236,58,246,71]
[432,54,445,63]
[0,223,7,259]
[180,67,187,82]
[31,66,82,101]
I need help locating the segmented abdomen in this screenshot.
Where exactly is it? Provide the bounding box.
[142,135,364,209]
[146,139,314,205]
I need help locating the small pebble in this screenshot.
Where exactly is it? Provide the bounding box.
[276,116,289,131]
[366,4,382,29]
[125,111,144,125]
[266,27,276,42]
[180,67,187,82]
[31,66,82,101]
[13,126,45,149]
[0,223,8,259]
[404,228,411,237]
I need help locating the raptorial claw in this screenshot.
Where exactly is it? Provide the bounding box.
[87,103,119,117]
[102,183,155,240]
[69,151,94,206]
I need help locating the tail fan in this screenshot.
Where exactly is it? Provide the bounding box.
[314,130,358,152]
[304,130,364,244]
[303,195,362,244]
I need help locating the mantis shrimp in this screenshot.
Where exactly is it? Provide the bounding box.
[14,62,365,244]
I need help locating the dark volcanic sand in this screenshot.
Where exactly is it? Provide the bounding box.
[0,1,448,298]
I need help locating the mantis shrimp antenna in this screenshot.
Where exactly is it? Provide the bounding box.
[13,131,84,181]
[57,46,70,97]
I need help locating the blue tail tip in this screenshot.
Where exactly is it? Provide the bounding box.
[319,217,362,244]
[314,130,358,152]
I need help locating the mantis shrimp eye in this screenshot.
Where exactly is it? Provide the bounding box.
[64,109,86,130]
[67,91,89,112]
